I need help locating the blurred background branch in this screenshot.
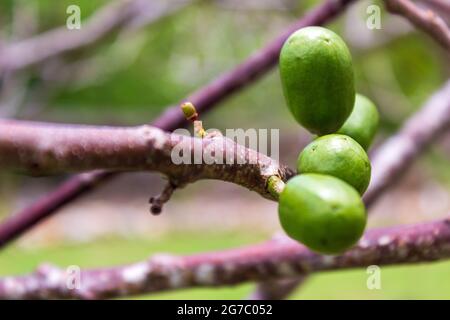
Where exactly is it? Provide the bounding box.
[0,0,193,73]
[422,0,450,21]
[0,215,449,299]
[385,0,450,51]
[0,0,193,119]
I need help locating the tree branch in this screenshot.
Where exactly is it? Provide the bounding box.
[364,78,450,206]
[0,0,357,248]
[0,216,448,299]
[0,119,293,200]
[149,181,178,215]
[385,0,450,51]
[423,0,450,20]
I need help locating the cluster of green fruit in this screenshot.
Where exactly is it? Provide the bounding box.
[277,26,379,254]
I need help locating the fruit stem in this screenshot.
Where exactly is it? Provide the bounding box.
[267,176,285,200]
[193,120,206,138]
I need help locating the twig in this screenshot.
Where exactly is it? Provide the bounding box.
[149,181,177,215]
[422,0,450,20]
[0,216,448,299]
[385,0,450,51]
[0,0,357,248]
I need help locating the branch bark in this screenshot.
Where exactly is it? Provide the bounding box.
[423,0,450,20]
[0,216,448,299]
[0,120,293,200]
[0,0,357,248]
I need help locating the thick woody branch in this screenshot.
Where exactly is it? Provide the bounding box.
[0,216,448,299]
[385,0,450,51]
[0,0,191,73]
[0,0,356,248]
[0,120,293,200]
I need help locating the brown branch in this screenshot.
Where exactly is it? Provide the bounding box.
[0,0,357,248]
[423,0,450,20]
[249,78,450,299]
[0,119,293,200]
[0,216,448,299]
[0,0,192,73]
[385,0,450,51]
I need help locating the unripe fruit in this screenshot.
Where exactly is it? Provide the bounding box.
[297,134,371,195]
[338,94,379,150]
[278,174,366,254]
[279,26,355,135]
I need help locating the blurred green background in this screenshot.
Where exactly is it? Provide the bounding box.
[0,0,449,299]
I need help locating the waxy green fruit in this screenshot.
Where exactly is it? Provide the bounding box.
[279,26,355,135]
[297,134,371,194]
[278,174,367,254]
[338,94,379,150]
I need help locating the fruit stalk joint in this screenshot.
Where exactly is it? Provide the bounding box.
[267,176,285,200]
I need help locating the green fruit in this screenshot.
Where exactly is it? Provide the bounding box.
[297,134,371,194]
[338,94,379,150]
[278,174,366,254]
[279,26,355,135]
